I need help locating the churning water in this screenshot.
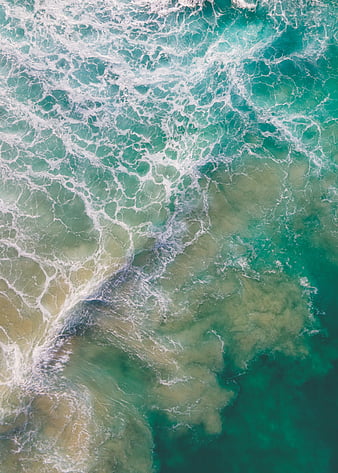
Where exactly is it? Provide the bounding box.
[0,0,337,471]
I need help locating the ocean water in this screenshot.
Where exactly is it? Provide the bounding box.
[0,0,337,471]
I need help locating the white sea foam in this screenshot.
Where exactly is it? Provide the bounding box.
[0,0,336,470]
[232,0,256,10]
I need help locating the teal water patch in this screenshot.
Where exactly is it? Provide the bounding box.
[0,0,337,472]
[153,252,338,473]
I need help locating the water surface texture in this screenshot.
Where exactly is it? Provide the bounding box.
[0,0,337,472]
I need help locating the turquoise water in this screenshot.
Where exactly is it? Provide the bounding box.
[0,0,337,472]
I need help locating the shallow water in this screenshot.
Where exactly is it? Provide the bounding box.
[0,0,337,471]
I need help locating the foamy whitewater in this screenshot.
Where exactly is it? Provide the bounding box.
[0,0,337,472]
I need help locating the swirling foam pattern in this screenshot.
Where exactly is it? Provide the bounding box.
[0,0,337,472]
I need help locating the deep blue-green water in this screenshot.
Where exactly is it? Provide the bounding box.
[0,0,337,472]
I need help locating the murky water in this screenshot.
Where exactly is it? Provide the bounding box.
[0,0,337,471]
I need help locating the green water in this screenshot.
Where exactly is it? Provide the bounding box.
[154,253,338,473]
[0,0,337,472]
